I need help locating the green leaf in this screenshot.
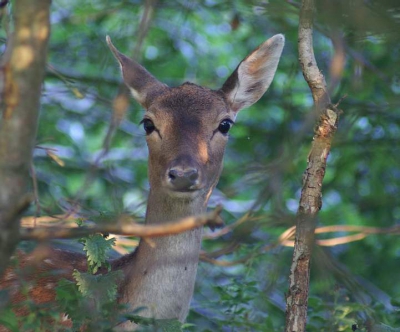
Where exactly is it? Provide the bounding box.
[0,306,19,332]
[73,269,123,303]
[56,277,87,328]
[81,234,116,274]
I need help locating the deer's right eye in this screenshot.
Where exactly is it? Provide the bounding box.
[142,119,155,135]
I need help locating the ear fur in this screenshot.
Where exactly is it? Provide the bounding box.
[106,36,168,108]
[221,34,285,113]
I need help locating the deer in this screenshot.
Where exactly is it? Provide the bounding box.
[0,34,284,331]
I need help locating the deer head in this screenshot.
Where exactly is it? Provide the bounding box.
[106,35,284,208]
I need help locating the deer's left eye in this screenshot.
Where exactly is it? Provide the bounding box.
[142,119,156,135]
[218,119,234,134]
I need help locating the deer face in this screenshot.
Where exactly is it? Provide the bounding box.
[106,34,284,200]
[142,83,234,198]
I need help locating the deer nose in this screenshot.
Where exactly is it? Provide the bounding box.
[168,167,199,191]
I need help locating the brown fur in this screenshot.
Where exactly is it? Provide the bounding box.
[0,34,284,331]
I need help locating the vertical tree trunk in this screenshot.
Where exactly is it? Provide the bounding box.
[0,0,51,275]
[285,0,341,330]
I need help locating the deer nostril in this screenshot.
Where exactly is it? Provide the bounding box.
[188,170,199,182]
[168,168,199,191]
[168,170,177,181]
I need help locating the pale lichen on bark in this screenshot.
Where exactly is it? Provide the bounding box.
[285,0,341,331]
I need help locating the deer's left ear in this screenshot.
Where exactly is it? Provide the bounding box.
[220,34,284,113]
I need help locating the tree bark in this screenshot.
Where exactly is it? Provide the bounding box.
[0,0,51,275]
[284,0,341,331]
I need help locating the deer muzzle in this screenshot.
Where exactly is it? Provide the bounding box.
[167,166,199,191]
[165,154,203,192]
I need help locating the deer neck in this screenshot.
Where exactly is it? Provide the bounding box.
[115,189,208,325]
[145,189,207,224]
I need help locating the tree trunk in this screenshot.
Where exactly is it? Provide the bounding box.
[0,0,51,275]
[284,0,341,330]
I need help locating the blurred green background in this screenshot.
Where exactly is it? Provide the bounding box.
[2,0,400,330]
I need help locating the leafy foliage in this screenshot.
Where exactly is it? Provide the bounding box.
[73,269,122,304]
[0,305,18,332]
[56,278,89,330]
[125,314,184,332]
[81,234,115,274]
[55,235,124,330]
[1,0,400,330]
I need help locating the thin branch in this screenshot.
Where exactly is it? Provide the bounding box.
[66,0,158,215]
[201,241,241,259]
[328,30,346,94]
[202,212,254,239]
[315,224,400,235]
[285,0,341,330]
[99,0,158,162]
[30,162,41,225]
[20,213,79,227]
[200,254,250,267]
[201,224,400,267]
[20,206,223,241]
[281,225,400,247]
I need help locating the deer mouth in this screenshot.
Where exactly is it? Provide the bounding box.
[164,185,204,199]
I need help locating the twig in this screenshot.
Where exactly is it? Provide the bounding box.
[21,213,77,227]
[200,254,251,267]
[201,241,241,259]
[30,162,41,226]
[201,224,400,267]
[202,212,254,239]
[98,0,158,162]
[20,206,223,241]
[281,225,400,247]
[328,30,346,95]
[66,0,158,215]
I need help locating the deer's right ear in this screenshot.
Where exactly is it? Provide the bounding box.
[220,34,284,113]
[106,36,168,108]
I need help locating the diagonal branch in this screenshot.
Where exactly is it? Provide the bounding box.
[20,206,223,241]
[0,0,51,276]
[285,0,341,331]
